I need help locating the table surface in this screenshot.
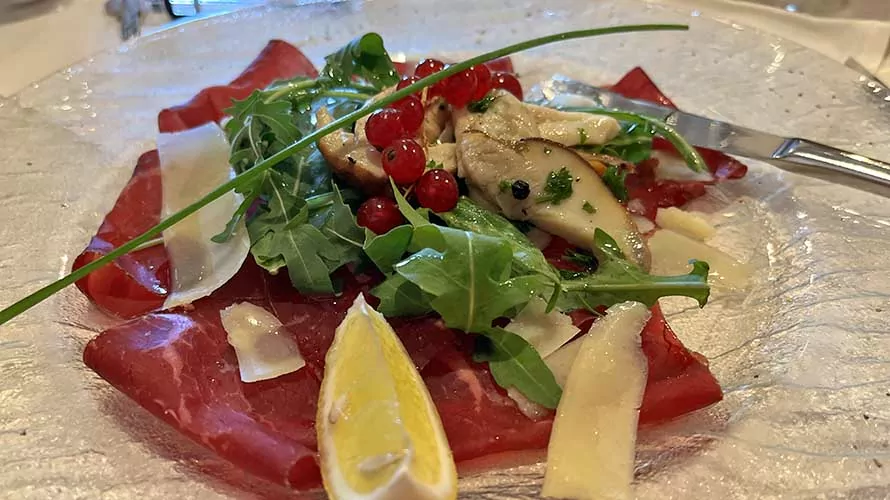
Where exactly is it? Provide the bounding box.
[0,0,888,98]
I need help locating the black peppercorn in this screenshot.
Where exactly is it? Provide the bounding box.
[511,179,530,200]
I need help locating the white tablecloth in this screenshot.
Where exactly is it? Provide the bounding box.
[0,0,889,97]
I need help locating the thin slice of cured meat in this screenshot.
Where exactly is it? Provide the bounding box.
[72,150,170,318]
[85,259,721,489]
[74,40,317,319]
[158,40,318,133]
[610,67,748,219]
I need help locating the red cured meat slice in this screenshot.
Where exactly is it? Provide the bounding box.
[158,40,318,133]
[73,150,170,318]
[85,265,720,488]
[568,304,722,424]
[610,67,747,219]
[85,262,459,488]
[74,41,317,319]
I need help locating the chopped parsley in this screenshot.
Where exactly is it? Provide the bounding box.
[535,167,573,205]
[499,179,513,193]
[601,165,629,202]
[426,160,444,170]
[468,92,497,113]
[582,200,596,214]
[578,127,589,145]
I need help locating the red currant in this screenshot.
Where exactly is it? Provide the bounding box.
[491,72,523,100]
[365,109,408,150]
[416,169,459,213]
[389,95,424,134]
[397,76,420,93]
[382,139,426,185]
[357,196,405,234]
[440,67,477,108]
[414,58,446,78]
[468,64,493,102]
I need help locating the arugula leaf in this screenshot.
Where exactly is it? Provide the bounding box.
[566,107,707,173]
[363,225,414,273]
[318,185,364,252]
[474,327,562,408]
[577,121,653,164]
[372,273,434,317]
[394,229,546,332]
[321,33,399,90]
[440,197,558,282]
[601,165,629,203]
[535,167,574,205]
[559,229,711,309]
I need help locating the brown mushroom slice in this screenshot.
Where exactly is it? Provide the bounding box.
[316,107,388,194]
[517,139,649,268]
[455,131,648,268]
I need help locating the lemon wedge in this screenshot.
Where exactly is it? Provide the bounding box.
[317,294,457,500]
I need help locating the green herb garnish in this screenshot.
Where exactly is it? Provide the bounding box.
[498,179,513,193]
[601,165,629,202]
[535,167,574,204]
[578,127,589,145]
[582,200,596,213]
[567,108,707,172]
[577,121,654,164]
[468,92,498,113]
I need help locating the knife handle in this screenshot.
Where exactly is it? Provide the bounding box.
[774,139,890,188]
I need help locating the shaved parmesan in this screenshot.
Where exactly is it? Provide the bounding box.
[220,302,305,383]
[652,150,713,182]
[504,299,580,419]
[655,207,716,241]
[542,339,584,388]
[648,229,750,290]
[158,123,250,309]
[505,299,580,359]
[543,302,650,500]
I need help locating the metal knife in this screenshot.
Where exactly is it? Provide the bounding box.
[165,0,266,17]
[531,75,890,188]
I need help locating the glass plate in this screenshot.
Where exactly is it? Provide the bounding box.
[2,0,889,498]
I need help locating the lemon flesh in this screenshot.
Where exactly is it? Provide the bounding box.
[317,294,457,500]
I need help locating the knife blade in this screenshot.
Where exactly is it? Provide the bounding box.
[530,75,890,188]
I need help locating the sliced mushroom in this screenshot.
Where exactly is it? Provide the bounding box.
[517,139,649,268]
[452,90,620,147]
[316,107,388,194]
[316,90,458,195]
[455,132,649,267]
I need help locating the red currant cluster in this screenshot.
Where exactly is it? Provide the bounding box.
[357,58,523,234]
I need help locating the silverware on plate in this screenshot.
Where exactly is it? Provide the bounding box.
[531,75,890,188]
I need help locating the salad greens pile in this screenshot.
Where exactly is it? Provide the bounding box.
[0,26,714,409]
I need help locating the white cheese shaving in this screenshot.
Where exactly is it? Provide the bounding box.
[652,150,714,182]
[220,302,306,383]
[655,207,716,241]
[158,123,250,309]
[630,215,655,235]
[648,229,751,290]
[504,299,580,419]
[543,302,650,500]
[505,299,580,359]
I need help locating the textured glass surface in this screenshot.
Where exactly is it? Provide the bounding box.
[1,1,889,498]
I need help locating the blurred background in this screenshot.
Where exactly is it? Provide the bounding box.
[1,0,889,97]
